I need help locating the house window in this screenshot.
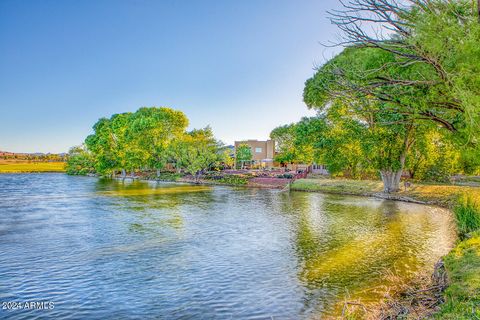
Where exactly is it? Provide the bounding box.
[255,147,262,153]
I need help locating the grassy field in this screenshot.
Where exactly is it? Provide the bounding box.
[292,177,480,319]
[0,160,65,173]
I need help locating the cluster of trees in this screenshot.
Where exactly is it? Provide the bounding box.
[290,0,480,192]
[66,107,231,179]
[1,153,66,162]
[272,114,479,181]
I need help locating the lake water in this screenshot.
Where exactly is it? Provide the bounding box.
[0,174,456,319]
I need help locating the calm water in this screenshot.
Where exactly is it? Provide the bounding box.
[0,174,456,319]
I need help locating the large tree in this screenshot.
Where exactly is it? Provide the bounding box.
[305,48,420,190]
[85,113,132,176]
[320,0,480,133]
[84,107,189,177]
[304,0,480,192]
[270,124,298,164]
[270,117,328,166]
[127,107,188,177]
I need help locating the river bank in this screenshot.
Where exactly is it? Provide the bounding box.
[291,178,480,319]
[290,178,480,207]
[111,170,293,189]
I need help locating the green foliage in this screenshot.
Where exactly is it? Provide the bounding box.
[128,107,188,171]
[270,124,297,163]
[304,48,417,190]
[72,107,224,177]
[406,129,458,182]
[235,144,252,168]
[302,0,480,190]
[459,147,480,175]
[85,116,123,175]
[169,126,222,179]
[320,106,370,178]
[203,173,249,186]
[65,145,95,175]
[270,117,327,165]
[219,148,234,169]
[410,0,480,136]
[454,195,480,238]
[305,1,480,136]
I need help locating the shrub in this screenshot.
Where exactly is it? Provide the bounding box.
[277,173,294,179]
[215,175,248,185]
[454,194,480,238]
[422,165,452,183]
[65,154,95,175]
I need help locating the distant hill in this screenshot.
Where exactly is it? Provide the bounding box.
[0,151,17,156]
[0,150,67,160]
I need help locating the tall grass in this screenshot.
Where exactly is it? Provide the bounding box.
[454,194,480,238]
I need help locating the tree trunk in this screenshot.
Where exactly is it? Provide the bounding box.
[121,169,126,178]
[380,169,403,193]
[156,169,161,178]
[380,149,406,193]
[379,124,414,193]
[194,171,200,183]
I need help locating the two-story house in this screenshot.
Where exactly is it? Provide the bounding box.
[234,139,275,168]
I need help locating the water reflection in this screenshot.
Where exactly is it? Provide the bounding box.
[0,174,456,319]
[287,193,456,314]
[94,179,217,235]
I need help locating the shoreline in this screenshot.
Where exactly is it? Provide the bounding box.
[291,187,431,205]
[127,175,461,209]
[110,175,291,190]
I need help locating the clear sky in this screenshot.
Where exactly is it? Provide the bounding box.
[0,0,342,153]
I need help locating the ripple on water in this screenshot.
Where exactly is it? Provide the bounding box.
[0,174,456,319]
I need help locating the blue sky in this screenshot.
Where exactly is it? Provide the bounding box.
[0,0,341,153]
